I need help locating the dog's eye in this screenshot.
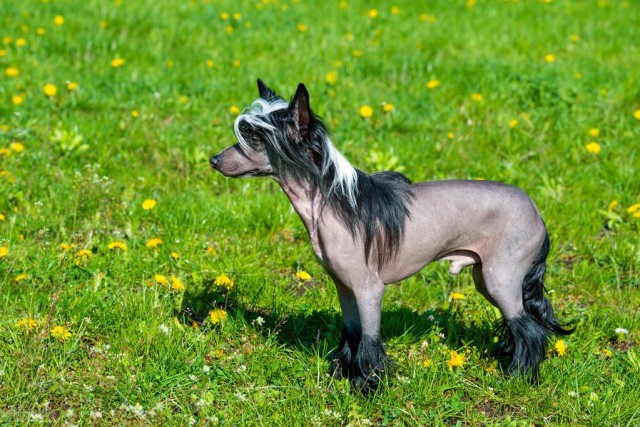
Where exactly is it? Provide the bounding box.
[249,135,262,147]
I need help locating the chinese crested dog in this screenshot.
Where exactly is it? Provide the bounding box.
[210,80,573,392]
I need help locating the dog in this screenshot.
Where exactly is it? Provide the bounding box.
[210,80,573,392]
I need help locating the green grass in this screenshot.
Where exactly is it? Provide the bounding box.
[1,0,640,425]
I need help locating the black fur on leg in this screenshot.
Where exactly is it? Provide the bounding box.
[330,328,388,394]
[502,231,575,379]
[503,314,549,379]
[350,335,388,394]
[331,327,358,380]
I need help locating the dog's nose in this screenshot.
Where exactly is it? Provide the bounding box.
[209,155,220,169]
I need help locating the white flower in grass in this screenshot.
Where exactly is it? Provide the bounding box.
[615,327,629,335]
[158,324,169,334]
[30,414,44,423]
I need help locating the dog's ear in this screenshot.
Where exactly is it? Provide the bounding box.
[257,79,278,101]
[287,83,311,140]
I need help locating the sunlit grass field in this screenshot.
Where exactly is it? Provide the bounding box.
[1,0,640,425]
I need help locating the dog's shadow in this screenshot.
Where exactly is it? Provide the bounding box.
[180,287,498,366]
[249,305,498,357]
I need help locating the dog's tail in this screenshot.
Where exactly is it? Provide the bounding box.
[505,231,574,377]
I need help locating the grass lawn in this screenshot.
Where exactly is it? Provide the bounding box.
[1,0,640,425]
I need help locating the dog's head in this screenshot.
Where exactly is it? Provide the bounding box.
[210,79,318,178]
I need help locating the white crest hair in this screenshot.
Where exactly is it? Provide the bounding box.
[233,96,359,208]
[322,138,358,208]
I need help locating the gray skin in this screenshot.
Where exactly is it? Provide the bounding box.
[210,134,546,351]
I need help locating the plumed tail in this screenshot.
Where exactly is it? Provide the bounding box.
[521,232,574,337]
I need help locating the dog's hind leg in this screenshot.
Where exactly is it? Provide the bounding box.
[331,278,387,393]
[477,234,573,379]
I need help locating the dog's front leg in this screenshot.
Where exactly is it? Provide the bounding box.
[331,278,387,393]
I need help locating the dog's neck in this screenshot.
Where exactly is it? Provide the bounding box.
[273,176,325,261]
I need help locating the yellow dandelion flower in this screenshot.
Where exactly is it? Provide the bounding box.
[0,148,10,157]
[0,49,5,57]
[607,200,618,211]
[5,67,19,77]
[15,273,29,282]
[50,325,71,341]
[12,95,24,105]
[471,93,483,102]
[569,34,580,42]
[142,199,157,210]
[368,9,378,18]
[225,25,234,34]
[170,276,185,291]
[206,60,215,68]
[209,308,228,325]
[16,318,38,331]
[585,141,601,154]
[426,80,440,89]
[382,103,394,112]
[220,12,229,20]
[627,203,640,216]
[171,251,180,259]
[233,59,241,68]
[326,71,338,85]
[67,81,78,91]
[450,292,465,300]
[215,274,235,290]
[0,125,8,132]
[544,54,555,62]
[601,348,613,358]
[0,246,9,258]
[111,58,125,68]
[509,119,519,128]
[391,6,400,14]
[422,358,432,368]
[131,110,139,118]
[178,95,188,104]
[2,36,13,45]
[588,128,600,137]
[206,246,216,256]
[146,237,163,248]
[575,72,583,79]
[447,349,466,370]
[359,105,373,119]
[229,105,240,114]
[43,84,58,97]
[297,23,308,32]
[296,270,312,281]
[154,274,169,285]
[53,15,65,26]
[633,110,640,120]
[0,213,5,221]
[59,243,72,251]
[108,241,127,251]
[554,339,567,356]
[76,249,93,259]
[37,27,46,35]
[16,38,26,47]
[352,49,362,57]
[447,132,455,139]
